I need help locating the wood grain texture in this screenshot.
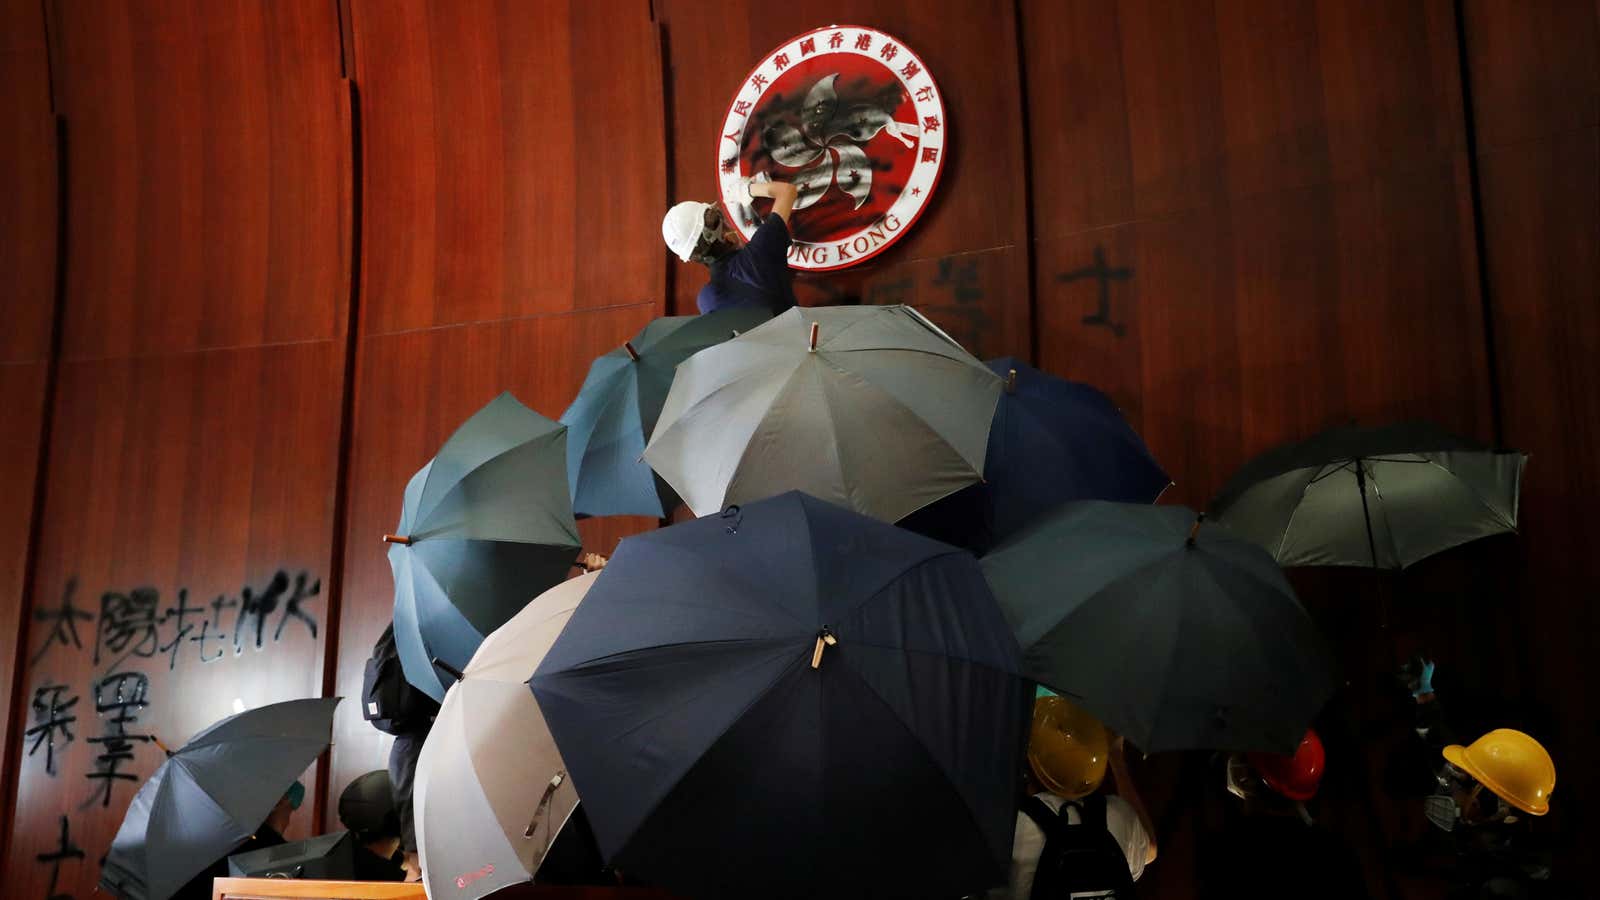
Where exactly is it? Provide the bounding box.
[1465,2,1600,885]
[0,362,49,843]
[0,0,57,364]
[6,343,347,900]
[51,0,348,361]
[655,0,1033,360]
[351,0,665,335]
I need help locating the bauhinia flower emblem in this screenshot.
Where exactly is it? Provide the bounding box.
[762,74,919,211]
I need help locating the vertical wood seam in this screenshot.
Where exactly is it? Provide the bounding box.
[0,112,69,871]
[1452,0,1506,448]
[1012,0,1039,366]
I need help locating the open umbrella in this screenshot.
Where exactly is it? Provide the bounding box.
[385,392,582,701]
[530,491,1026,900]
[642,305,1002,523]
[1209,421,1526,569]
[561,308,773,518]
[100,697,340,900]
[983,501,1336,753]
[899,357,1169,551]
[415,571,597,900]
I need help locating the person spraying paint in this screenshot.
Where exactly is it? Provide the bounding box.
[662,175,799,315]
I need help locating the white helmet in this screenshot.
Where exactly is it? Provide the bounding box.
[662,201,715,262]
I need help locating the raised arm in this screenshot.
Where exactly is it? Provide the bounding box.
[750,179,799,224]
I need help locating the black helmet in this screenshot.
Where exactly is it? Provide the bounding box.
[338,770,400,840]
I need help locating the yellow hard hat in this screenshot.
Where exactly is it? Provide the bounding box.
[1442,728,1555,816]
[1027,695,1109,800]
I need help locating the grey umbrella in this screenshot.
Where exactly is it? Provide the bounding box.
[982,502,1337,753]
[415,571,596,900]
[386,392,582,701]
[99,697,339,900]
[1209,421,1526,569]
[643,305,1001,523]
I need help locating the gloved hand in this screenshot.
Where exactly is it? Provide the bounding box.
[1411,659,1436,698]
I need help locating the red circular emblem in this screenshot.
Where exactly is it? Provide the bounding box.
[716,25,947,272]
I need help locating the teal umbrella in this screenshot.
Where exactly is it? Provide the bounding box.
[983,502,1337,753]
[386,392,581,701]
[1209,422,1525,569]
[561,308,772,518]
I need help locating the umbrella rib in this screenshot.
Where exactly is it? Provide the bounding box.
[1271,468,1331,561]
[419,425,576,531]
[1416,457,1519,529]
[1364,463,1405,568]
[830,649,1002,861]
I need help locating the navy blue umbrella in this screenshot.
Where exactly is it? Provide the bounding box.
[530,491,1026,900]
[899,358,1169,552]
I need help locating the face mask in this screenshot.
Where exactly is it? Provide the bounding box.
[1424,793,1458,832]
[693,207,727,261]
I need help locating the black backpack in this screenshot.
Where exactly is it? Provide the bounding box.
[361,624,438,735]
[1022,794,1137,900]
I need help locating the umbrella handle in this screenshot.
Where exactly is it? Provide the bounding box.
[523,771,567,862]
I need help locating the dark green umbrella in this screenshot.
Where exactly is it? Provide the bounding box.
[100,698,339,900]
[1209,422,1525,569]
[386,392,581,701]
[561,308,772,518]
[982,501,1337,753]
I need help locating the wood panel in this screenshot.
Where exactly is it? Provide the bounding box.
[1465,1,1600,888]
[1024,3,1495,897]
[5,343,348,900]
[3,2,351,896]
[51,0,348,360]
[656,0,1033,361]
[0,0,57,364]
[332,0,667,824]
[328,306,658,825]
[0,0,59,856]
[351,0,665,336]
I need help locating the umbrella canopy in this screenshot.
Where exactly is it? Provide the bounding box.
[642,305,1002,523]
[100,697,340,900]
[416,571,597,900]
[561,308,774,518]
[899,357,1169,551]
[983,502,1336,753]
[530,491,1026,900]
[1209,421,1526,569]
[386,392,582,701]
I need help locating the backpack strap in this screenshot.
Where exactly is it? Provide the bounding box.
[1021,796,1063,836]
[1070,793,1109,832]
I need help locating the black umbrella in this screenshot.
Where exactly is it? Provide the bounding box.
[1209,421,1525,569]
[530,491,1026,900]
[100,698,339,900]
[982,502,1337,753]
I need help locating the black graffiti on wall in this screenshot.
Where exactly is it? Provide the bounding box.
[1056,246,1132,337]
[36,815,85,900]
[30,570,321,672]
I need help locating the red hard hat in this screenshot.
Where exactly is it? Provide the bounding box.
[1247,729,1325,801]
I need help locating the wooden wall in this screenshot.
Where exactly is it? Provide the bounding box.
[0,1,1593,897]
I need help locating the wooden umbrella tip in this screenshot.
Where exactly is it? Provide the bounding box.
[382,533,413,546]
[1005,369,1018,394]
[808,322,820,352]
[624,341,641,361]
[1186,513,1205,546]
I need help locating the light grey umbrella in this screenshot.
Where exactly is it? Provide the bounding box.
[643,305,1002,523]
[386,392,582,701]
[1209,422,1526,569]
[415,572,595,900]
[99,697,340,900]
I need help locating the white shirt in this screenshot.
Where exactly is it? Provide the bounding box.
[989,792,1151,900]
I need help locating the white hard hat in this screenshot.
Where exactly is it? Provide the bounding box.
[662,201,714,262]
